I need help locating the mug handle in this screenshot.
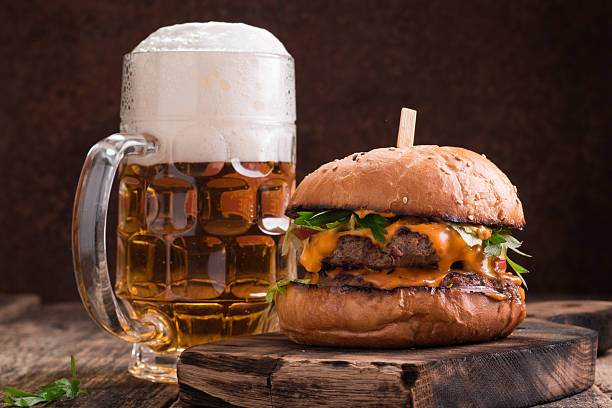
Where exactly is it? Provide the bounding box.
[72,133,169,348]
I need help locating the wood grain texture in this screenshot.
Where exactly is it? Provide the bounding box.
[0,299,609,407]
[178,319,596,408]
[0,303,177,408]
[529,300,612,353]
[0,294,40,323]
[168,383,612,408]
[396,108,416,148]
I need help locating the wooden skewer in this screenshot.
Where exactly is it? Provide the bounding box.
[397,107,417,148]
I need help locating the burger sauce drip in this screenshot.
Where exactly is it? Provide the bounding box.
[387,222,485,275]
[299,229,341,273]
[323,268,449,289]
[298,218,521,293]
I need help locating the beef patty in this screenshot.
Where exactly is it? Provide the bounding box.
[322,228,439,270]
[318,270,521,300]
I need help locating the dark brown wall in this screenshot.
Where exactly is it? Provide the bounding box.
[1,0,610,302]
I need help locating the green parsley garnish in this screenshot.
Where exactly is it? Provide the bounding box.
[266,279,311,302]
[293,210,391,244]
[354,214,389,244]
[483,228,532,289]
[3,356,88,407]
[294,210,353,231]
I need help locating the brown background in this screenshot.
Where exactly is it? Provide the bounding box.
[0,0,610,302]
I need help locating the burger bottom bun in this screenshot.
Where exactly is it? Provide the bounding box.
[275,283,526,348]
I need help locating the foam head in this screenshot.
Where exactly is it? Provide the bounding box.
[132,22,290,55]
[120,22,295,163]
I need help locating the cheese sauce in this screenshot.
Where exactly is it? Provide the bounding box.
[298,215,516,290]
[325,268,448,289]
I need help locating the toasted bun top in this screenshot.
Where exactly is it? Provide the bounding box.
[287,145,525,228]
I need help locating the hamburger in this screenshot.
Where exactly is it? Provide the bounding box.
[268,145,529,348]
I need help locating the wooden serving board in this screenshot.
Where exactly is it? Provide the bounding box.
[528,300,612,353]
[178,317,598,408]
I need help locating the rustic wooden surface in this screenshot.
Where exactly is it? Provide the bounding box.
[1,300,611,407]
[597,351,612,399]
[0,303,177,407]
[178,320,597,408]
[529,300,612,353]
[535,385,612,407]
[0,294,40,324]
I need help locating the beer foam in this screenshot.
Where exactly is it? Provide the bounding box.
[132,22,290,56]
[121,22,295,164]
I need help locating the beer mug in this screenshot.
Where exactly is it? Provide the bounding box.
[72,23,296,382]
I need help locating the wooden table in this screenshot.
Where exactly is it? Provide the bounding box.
[0,297,611,407]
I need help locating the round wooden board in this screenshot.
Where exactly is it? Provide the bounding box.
[178,318,597,408]
[528,300,612,353]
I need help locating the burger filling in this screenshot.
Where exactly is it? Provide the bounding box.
[281,210,529,302]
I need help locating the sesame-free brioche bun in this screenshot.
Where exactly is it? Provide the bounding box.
[275,283,526,348]
[287,145,525,228]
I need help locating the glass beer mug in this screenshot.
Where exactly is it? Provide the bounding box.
[72,23,296,382]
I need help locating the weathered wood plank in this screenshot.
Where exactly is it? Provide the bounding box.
[529,300,612,352]
[1,298,608,407]
[0,303,177,407]
[0,294,40,324]
[178,319,597,408]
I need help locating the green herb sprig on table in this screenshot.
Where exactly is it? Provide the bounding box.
[3,356,88,407]
[266,279,311,302]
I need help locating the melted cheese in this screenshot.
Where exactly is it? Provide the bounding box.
[298,215,516,291]
[483,292,508,301]
[500,271,523,286]
[299,228,341,272]
[398,222,483,274]
[300,218,491,274]
[325,268,448,290]
[353,209,396,218]
[299,227,379,272]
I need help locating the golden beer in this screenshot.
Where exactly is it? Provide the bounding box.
[115,161,295,352]
[73,23,296,382]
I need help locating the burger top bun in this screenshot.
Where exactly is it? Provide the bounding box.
[287,145,525,228]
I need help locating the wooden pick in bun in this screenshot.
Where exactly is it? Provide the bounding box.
[271,109,529,348]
